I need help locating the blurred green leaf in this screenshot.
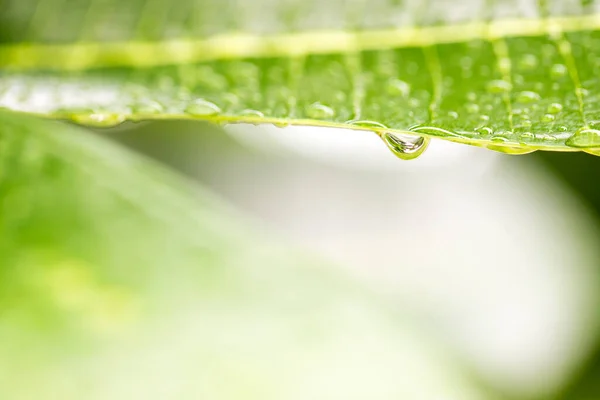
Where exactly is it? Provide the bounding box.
[2,0,600,155]
[0,110,495,399]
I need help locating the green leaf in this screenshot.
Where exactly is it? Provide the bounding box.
[2,0,600,156]
[0,110,492,399]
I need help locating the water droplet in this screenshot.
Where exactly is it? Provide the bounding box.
[480,115,490,123]
[381,132,430,160]
[487,80,512,93]
[466,103,480,113]
[71,113,126,128]
[467,92,477,101]
[547,103,563,114]
[566,127,600,148]
[447,111,459,119]
[185,99,221,116]
[516,91,541,104]
[306,102,335,119]
[347,120,388,130]
[576,87,589,97]
[520,119,533,128]
[519,131,535,140]
[541,114,556,122]
[487,144,536,155]
[408,98,421,107]
[386,79,411,97]
[240,109,265,118]
[476,126,493,136]
[550,64,568,78]
[132,101,163,115]
[273,121,290,128]
[519,54,538,70]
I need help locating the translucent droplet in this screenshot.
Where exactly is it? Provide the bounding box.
[487,80,512,93]
[566,127,600,148]
[519,131,535,140]
[386,79,411,97]
[547,103,563,114]
[487,144,536,155]
[381,132,430,160]
[71,113,126,128]
[306,102,335,119]
[480,115,490,122]
[447,111,459,119]
[465,103,480,114]
[521,120,533,128]
[132,101,163,115]
[576,87,589,97]
[273,121,290,128]
[541,114,556,122]
[519,54,538,70]
[240,109,265,118]
[476,126,493,136]
[347,120,387,130]
[516,91,541,104]
[185,99,221,116]
[550,64,568,78]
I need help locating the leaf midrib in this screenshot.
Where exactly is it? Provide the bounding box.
[2,13,600,71]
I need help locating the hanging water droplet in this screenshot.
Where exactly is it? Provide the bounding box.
[185,99,221,116]
[547,103,563,114]
[381,131,430,160]
[541,114,556,122]
[386,78,411,97]
[566,127,600,148]
[487,80,512,93]
[306,102,335,119]
[516,91,541,104]
[550,64,568,78]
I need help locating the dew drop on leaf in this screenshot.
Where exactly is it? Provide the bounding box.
[185,99,221,116]
[519,54,538,70]
[132,101,164,115]
[476,126,493,136]
[486,80,512,93]
[465,103,480,113]
[346,120,388,129]
[306,102,335,119]
[541,114,556,122]
[385,78,411,97]
[550,64,568,78]
[547,103,564,114]
[516,91,541,104]
[240,109,265,118]
[381,132,429,160]
[71,113,126,128]
[566,127,600,148]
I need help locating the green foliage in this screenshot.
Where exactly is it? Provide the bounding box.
[2,0,600,154]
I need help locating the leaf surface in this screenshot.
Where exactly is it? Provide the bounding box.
[2,0,600,154]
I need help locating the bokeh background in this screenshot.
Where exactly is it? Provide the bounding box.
[95,120,600,399]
